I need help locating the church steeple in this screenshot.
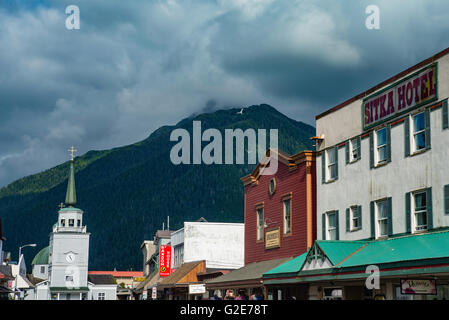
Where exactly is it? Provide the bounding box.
[65,146,77,207]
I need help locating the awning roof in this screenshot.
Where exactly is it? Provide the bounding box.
[263,253,308,276]
[263,230,449,282]
[158,261,205,287]
[206,257,292,286]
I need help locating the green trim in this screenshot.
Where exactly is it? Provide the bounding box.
[50,287,89,292]
[362,63,438,131]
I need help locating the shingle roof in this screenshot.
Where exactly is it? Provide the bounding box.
[88,271,143,278]
[158,261,204,285]
[206,257,292,284]
[155,230,173,239]
[88,274,116,285]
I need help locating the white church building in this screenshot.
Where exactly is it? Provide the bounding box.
[26,148,117,300]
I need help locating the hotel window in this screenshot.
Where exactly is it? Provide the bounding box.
[370,198,392,239]
[346,137,361,164]
[405,109,431,156]
[413,112,426,152]
[377,128,387,163]
[322,211,339,240]
[283,199,291,234]
[406,188,433,233]
[256,208,263,241]
[443,100,448,130]
[413,191,427,231]
[68,219,75,227]
[346,206,362,232]
[327,147,338,181]
[98,292,105,300]
[370,126,391,168]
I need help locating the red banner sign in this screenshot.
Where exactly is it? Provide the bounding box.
[159,245,172,277]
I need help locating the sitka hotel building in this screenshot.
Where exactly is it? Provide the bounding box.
[262,47,449,300]
[316,52,447,241]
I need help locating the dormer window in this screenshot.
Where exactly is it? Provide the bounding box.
[68,219,75,227]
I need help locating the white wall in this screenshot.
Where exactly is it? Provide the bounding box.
[316,54,449,241]
[182,222,244,269]
[32,264,49,280]
[89,284,117,300]
[49,232,90,288]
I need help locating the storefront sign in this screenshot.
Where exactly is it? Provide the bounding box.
[133,277,146,282]
[189,284,206,294]
[265,228,280,249]
[363,63,437,130]
[151,287,157,299]
[159,245,172,277]
[401,279,437,295]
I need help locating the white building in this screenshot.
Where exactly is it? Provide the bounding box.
[264,47,449,301]
[171,219,244,270]
[27,149,117,300]
[316,49,449,241]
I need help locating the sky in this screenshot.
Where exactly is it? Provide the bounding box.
[1,0,449,187]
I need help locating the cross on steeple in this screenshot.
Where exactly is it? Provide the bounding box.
[59,203,65,210]
[68,146,77,161]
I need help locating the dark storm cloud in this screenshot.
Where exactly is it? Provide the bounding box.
[1,0,449,186]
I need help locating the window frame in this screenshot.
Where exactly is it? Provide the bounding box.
[376,127,388,164]
[412,191,428,232]
[327,211,337,240]
[350,137,360,162]
[327,147,338,181]
[376,200,389,238]
[98,292,105,300]
[256,207,264,241]
[412,112,426,154]
[351,206,361,231]
[283,198,292,235]
[68,219,75,227]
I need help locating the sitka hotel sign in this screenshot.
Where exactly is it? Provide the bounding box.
[363,63,438,130]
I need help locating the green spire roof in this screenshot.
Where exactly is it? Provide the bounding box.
[65,160,77,206]
[31,246,49,265]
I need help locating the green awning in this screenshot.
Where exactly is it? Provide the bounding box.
[263,252,308,278]
[263,230,449,283]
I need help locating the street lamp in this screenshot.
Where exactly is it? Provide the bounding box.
[15,243,36,300]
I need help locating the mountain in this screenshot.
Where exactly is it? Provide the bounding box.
[0,104,315,270]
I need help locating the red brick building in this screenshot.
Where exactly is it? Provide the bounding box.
[241,149,316,265]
